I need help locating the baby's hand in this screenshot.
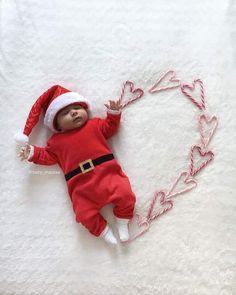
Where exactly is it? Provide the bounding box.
[104,98,122,111]
[18,144,31,161]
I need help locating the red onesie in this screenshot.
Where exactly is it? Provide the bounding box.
[28,112,136,237]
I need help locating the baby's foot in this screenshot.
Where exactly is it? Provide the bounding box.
[100,225,117,245]
[115,217,130,242]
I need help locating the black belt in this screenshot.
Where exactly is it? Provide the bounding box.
[65,153,114,181]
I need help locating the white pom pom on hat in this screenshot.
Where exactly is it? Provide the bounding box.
[14,133,29,145]
[14,85,89,144]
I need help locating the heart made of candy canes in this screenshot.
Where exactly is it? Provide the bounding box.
[118,70,218,243]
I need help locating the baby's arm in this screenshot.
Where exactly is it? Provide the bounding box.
[99,99,122,139]
[18,143,58,165]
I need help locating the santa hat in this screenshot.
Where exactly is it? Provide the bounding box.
[14,85,89,144]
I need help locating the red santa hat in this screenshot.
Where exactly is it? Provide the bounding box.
[14,85,89,144]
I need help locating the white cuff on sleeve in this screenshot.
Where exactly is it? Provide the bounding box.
[27,145,34,161]
[107,109,121,115]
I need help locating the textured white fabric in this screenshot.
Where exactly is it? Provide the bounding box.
[1,0,236,294]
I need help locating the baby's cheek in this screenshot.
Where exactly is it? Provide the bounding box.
[58,117,67,129]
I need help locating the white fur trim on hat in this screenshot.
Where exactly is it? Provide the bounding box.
[44,92,89,132]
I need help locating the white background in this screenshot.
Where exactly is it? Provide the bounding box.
[0,0,236,294]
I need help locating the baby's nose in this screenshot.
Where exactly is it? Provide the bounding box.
[70,109,77,116]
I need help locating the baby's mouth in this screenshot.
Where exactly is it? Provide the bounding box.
[73,117,82,123]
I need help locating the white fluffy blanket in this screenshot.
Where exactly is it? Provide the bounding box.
[1,0,236,294]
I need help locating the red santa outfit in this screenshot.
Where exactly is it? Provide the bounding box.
[15,85,136,238]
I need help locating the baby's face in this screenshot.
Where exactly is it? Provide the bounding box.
[55,104,88,132]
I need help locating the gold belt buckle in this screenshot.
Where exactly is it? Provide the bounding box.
[79,159,94,174]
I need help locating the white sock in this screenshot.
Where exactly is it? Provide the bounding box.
[116,217,130,242]
[100,225,117,245]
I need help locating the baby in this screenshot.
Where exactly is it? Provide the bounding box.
[16,85,136,245]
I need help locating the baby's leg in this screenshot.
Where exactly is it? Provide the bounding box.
[76,209,107,237]
[112,183,136,220]
[110,174,136,242]
[113,193,135,242]
[74,195,117,244]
